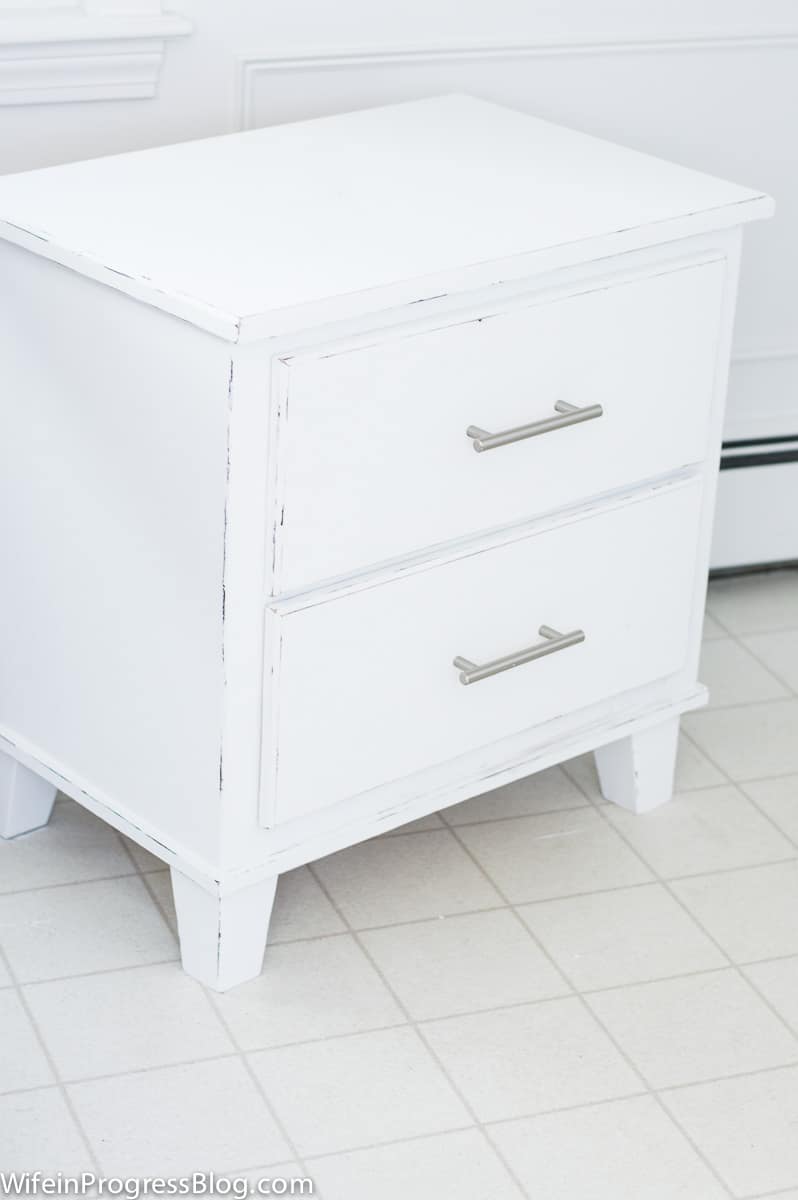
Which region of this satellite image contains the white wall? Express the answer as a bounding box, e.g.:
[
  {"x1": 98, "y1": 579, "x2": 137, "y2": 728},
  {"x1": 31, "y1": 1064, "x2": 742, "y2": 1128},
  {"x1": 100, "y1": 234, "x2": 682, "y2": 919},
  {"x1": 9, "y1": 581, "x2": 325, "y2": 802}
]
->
[{"x1": 2, "y1": 0, "x2": 796, "y2": 557}]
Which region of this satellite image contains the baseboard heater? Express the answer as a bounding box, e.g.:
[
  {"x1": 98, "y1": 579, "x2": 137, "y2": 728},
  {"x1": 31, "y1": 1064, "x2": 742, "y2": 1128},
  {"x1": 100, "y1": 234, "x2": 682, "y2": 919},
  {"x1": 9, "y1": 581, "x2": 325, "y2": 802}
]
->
[
  {"x1": 711, "y1": 435, "x2": 798, "y2": 570},
  {"x1": 720, "y1": 434, "x2": 798, "y2": 471}
]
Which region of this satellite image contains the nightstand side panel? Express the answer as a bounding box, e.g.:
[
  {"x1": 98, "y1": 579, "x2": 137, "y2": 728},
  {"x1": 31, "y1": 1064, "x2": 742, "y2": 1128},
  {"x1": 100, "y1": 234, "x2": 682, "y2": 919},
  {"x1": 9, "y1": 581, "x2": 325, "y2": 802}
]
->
[{"x1": 0, "y1": 241, "x2": 230, "y2": 864}]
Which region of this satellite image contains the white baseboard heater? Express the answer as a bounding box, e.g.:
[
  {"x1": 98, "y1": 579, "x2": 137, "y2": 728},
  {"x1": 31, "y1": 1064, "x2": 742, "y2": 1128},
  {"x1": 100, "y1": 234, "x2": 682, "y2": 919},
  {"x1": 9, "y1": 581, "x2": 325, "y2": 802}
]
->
[{"x1": 711, "y1": 435, "x2": 798, "y2": 570}]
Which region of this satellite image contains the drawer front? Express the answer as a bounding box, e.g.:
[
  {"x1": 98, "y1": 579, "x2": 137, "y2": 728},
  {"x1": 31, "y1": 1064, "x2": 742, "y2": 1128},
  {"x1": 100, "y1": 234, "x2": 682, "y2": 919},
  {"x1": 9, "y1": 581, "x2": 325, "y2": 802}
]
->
[
  {"x1": 274, "y1": 258, "x2": 724, "y2": 592},
  {"x1": 261, "y1": 480, "x2": 702, "y2": 827}
]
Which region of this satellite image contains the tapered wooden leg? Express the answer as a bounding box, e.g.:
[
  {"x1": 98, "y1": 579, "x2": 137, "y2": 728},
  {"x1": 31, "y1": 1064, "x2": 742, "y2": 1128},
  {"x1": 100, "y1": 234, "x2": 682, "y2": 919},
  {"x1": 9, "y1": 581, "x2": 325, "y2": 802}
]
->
[
  {"x1": 594, "y1": 717, "x2": 680, "y2": 814},
  {"x1": 0, "y1": 752, "x2": 57, "y2": 839},
  {"x1": 171, "y1": 868, "x2": 278, "y2": 991}
]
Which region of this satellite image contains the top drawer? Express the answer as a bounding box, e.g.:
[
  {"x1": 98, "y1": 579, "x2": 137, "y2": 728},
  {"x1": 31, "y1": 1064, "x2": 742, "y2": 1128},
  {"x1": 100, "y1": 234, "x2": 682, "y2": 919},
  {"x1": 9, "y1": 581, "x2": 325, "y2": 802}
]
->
[{"x1": 272, "y1": 257, "x2": 725, "y2": 592}]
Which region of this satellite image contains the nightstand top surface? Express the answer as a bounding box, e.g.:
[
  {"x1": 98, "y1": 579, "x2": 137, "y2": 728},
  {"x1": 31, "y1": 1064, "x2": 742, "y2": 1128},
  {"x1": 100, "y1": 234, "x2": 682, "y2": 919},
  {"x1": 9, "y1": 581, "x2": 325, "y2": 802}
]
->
[{"x1": 0, "y1": 94, "x2": 770, "y2": 341}]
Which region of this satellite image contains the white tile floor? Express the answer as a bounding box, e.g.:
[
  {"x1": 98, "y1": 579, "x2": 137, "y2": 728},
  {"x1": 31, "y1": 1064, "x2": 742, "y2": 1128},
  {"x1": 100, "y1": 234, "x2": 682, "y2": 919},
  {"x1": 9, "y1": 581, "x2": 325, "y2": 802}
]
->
[{"x1": 2, "y1": 568, "x2": 798, "y2": 1198}]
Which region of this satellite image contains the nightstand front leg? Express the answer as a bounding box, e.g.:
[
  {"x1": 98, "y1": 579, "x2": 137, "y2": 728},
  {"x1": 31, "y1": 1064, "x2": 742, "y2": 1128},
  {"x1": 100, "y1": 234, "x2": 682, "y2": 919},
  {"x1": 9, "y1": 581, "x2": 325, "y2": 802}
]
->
[
  {"x1": 594, "y1": 717, "x2": 680, "y2": 814},
  {"x1": 0, "y1": 752, "x2": 57, "y2": 839},
  {"x1": 171, "y1": 868, "x2": 278, "y2": 991}
]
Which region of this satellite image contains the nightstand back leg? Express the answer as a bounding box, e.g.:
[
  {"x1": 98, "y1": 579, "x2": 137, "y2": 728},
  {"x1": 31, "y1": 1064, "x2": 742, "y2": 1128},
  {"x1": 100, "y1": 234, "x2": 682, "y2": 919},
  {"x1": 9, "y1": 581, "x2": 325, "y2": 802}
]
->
[
  {"x1": 170, "y1": 868, "x2": 278, "y2": 991},
  {"x1": 594, "y1": 717, "x2": 680, "y2": 814},
  {"x1": 0, "y1": 751, "x2": 57, "y2": 839}
]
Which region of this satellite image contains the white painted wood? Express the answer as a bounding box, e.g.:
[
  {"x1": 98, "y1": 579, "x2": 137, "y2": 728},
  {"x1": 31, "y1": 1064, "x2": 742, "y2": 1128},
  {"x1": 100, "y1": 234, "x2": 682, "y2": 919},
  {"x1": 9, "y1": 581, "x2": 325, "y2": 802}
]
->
[
  {"x1": 675, "y1": 230, "x2": 743, "y2": 691},
  {"x1": 241, "y1": 690, "x2": 709, "y2": 885},
  {"x1": 0, "y1": 100, "x2": 770, "y2": 986},
  {"x1": 0, "y1": 5, "x2": 191, "y2": 106},
  {"x1": 0, "y1": 238, "x2": 229, "y2": 867},
  {"x1": 263, "y1": 481, "x2": 702, "y2": 827},
  {"x1": 0, "y1": 748, "x2": 56, "y2": 838},
  {"x1": 171, "y1": 868, "x2": 278, "y2": 991},
  {"x1": 594, "y1": 717, "x2": 681, "y2": 814},
  {"x1": 276, "y1": 258, "x2": 725, "y2": 589},
  {"x1": 0, "y1": 96, "x2": 769, "y2": 341}
]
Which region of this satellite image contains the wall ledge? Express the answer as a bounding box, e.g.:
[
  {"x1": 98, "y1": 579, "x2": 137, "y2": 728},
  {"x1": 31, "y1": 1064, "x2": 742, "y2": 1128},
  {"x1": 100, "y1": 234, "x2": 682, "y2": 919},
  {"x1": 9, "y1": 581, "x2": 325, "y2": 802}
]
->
[{"x1": 0, "y1": 9, "x2": 191, "y2": 106}]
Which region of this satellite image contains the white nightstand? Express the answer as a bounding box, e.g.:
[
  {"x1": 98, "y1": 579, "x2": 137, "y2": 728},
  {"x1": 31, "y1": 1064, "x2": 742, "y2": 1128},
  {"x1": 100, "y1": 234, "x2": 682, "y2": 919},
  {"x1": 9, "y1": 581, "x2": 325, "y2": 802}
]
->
[{"x1": 0, "y1": 96, "x2": 771, "y2": 989}]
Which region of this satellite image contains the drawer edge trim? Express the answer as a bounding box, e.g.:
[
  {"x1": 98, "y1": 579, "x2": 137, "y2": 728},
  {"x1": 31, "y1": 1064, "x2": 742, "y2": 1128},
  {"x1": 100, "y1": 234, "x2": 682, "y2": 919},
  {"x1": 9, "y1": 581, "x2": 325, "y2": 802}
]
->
[
  {"x1": 268, "y1": 468, "x2": 702, "y2": 612},
  {"x1": 255, "y1": 684, "x2": 707, "y2": 874}
]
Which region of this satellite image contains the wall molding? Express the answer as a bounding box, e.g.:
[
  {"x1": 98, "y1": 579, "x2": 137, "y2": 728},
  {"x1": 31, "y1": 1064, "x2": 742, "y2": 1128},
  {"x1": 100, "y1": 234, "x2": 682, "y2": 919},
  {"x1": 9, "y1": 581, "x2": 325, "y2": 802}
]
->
[
  {"x1": 0, "y1": 7, "x2": 191, "y2": 106},
  {"x1": 238, "y1": 32, "x2": 798, "y2": 129}
]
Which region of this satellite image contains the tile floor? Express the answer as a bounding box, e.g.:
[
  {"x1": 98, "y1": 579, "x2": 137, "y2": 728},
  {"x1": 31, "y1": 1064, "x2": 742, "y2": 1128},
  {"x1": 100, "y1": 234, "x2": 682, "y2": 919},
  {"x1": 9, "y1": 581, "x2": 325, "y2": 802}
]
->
[{"x1": 2, "y1": 568, "x2": 798, "y2": 1198}]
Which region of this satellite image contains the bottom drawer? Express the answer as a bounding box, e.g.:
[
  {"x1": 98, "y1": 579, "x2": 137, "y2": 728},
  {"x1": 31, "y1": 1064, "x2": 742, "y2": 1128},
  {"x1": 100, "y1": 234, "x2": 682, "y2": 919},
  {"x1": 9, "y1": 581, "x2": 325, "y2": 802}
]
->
[{"x1": 261, "y1": 480, "x2": 702, "y2": 827}]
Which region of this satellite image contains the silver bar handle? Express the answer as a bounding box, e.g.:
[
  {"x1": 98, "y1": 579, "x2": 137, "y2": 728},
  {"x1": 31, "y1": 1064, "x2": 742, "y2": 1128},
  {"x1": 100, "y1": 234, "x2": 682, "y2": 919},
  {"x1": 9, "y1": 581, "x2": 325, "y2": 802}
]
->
[
  {"x1": 454, "y1": 624, "x2": 585, "y2": 686},
  {"x1": 466, "y1": 400, "x2": 603, "y2": 453}
]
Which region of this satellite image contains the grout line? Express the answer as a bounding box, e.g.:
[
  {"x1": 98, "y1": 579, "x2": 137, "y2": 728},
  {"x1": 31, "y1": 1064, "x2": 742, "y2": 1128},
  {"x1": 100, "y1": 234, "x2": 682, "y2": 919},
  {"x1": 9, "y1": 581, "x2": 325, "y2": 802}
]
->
[
  {"x1": 121, "y1": 834, "x2": 316, "y2": 1184},
  {"x1": 745, "y1": 1186, "x2": 798, "y2": 1200},
  {"x1": 740, "y1": 964, "x2": 798, "y2": 1040},
  {"x1": 677, "y1": 731, "x2": 798, "y2": 866},
  {"x1": 736, "y1": 797, "x2": 798, "y2": 857},
  {"x1": 0, "y1": 941, "x2": 101, "y2": 1172},
  {"x1": 6, "y1": 1056, "x2": 798, "y2": 1153},
  {"x1": 652, "y1": 855, "x2": 798, "y2": 884},
  {"x1": 563, "y1": 697, "x2": 798, "y2": 1185},
  {"x1": 662, "y1": 854, "x2": 796, "y2": 883},
  {"x1": 3, "y1": 1050, "x2": 243, "y2": 1093},
  {"x1": 316, "y1": 877, "x2": 670, "y2": 919},
  {"x1": 297, "y1": 1121, "x2": 481, "y2": 1166},
  {"x1": 696, "y1": 598, "x2": 798, "y2": 754},
  {"x1": 10, "y1": 956, "x2": 181, "y2": 989},
  {"x1": 729, "y1": 638, "x2": 798, "y2": 703},
  {"x1": 120, "y1": 831, "x2": 184, "y2": 951},
  {"x1": 738, "y1": 788, "x2": 798, "y2": 854},
  {"x1": 740, "y1": 951, "x2": 798, "y2": 969},
  {"x1": 1, "y1": 958, "x2": 795, "y2": 1097},
  {"x1": 441, "y1": 819, "x2": 738, "y2": 1200},
  {"x1": 296, "y1": 1122, "x2": 485, "y2": 1165},
  {"x1": 695, "y1": 766, "x2": 798, "y2": 788},
  {"x1": 192, "y1": 988, "x2": 317, "y2": 1185},
  {"x1": 0, "y1": 868, "x2": 143, "y2": 898},
  {"x1": 655, "y1": 729, "x2": 798, "y2": 1060},
  {"x1": 701, "y1": 622, "x2": 798, "y2": 853},
  {"x1": 657, "y1": 1059, "x2": 798, "y2": 1097},
  {"x1": 7, "y1": 902, "x2": 790, "y2": 999},
  {"x1": 439, "y1": 803, "x2": 592, "y2": 829},
  {"x1": 706, "y1": 611, "x2": 798, "y2": 703},
  {"x1": 205, "y1": 1017, "x2": 418, "y2": 1057},
  {"x1": 702, "y1": 604, "x2": 734, "y2": 638},
  {"x1": 676, "y1": 744, "x2": 798, "y2": 856},
  {"x1": 305, "y1": 860, "x2": 533, "y2": 1200},
  {"x1": 564, "y1": 753, "x2": 798, "y2": 1147}
]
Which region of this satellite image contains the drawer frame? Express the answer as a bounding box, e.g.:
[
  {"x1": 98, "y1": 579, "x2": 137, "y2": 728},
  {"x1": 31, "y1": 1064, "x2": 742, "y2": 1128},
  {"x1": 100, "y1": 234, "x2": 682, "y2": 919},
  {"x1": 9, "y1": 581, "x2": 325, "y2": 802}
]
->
[
  {"x1": 260, "y1": 474, "x2": 704, "y2": 829},
  {"x1": 266, "y1": 242, "x2": 727, "y2": 599},
  {"x1": 247, "y1": 231, "x2": 742, "y2": 849}
]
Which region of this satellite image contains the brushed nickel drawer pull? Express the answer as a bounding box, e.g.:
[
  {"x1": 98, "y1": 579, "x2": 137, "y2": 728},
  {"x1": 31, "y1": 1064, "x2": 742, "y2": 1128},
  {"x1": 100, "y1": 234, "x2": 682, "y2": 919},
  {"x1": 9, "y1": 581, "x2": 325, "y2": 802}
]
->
[
  {"x1": 454, "y1": 624, "x2": 585, "y2": 686},
  {"x1": 466, "y1": 400, "x2": 603, "y2": 452}
]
